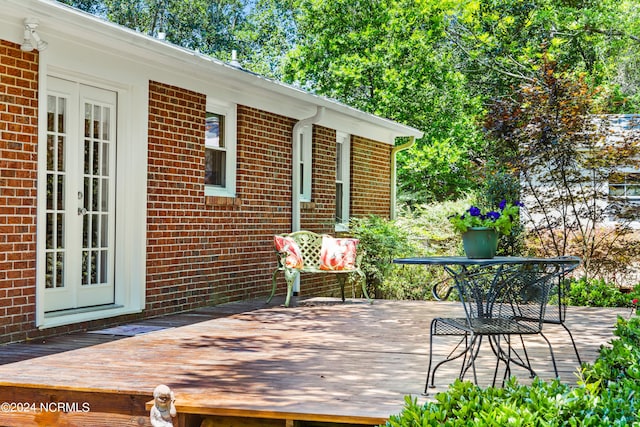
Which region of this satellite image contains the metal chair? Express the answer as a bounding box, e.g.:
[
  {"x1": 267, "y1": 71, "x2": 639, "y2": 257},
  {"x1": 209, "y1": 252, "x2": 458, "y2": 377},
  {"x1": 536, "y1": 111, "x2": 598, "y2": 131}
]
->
[{"x1": 425, "y1": 260, "x2": 574, "y2": 393}]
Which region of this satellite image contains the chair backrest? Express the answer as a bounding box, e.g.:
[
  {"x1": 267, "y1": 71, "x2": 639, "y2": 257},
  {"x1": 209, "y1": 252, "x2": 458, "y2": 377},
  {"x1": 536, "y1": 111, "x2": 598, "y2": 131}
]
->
[
  {"x1": 454, "y1": 262, "x2": 562, "y2": 333},
  {"x1": 542, "y1": 276, "x2": 569, "y2": 324}
]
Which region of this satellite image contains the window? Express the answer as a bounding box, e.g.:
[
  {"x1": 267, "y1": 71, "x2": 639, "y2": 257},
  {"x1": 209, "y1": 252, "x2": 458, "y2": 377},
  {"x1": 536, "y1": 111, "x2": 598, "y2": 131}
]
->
[
  {"x1": 204, "y1": 101, "x2": 236, "y2": 197},
  {"x1": 205, "y1": 113, "x2": 225, "y2": 186},
  {"x1": 299, "y1": 125, "x2": 312, "y2": 202},
  {"x1": 336, "y1": 132, "x2": 350, "y2": 229},
  {"x1": 609, "y1": 172, "x2": 640, "y2": 200}
]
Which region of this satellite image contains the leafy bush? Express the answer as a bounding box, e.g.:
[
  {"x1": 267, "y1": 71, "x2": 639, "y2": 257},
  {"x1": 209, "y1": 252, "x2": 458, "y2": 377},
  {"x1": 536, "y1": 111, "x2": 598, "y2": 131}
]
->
[
  {"x1": 349, "y1": 215, "x2": 417, "y2": 299},
  {"x1": 384, "y1": 316, "x2": 640, "y2": 426},
  {"x1": 565, "y1": 277, "x2": 640, "y2": 308}
]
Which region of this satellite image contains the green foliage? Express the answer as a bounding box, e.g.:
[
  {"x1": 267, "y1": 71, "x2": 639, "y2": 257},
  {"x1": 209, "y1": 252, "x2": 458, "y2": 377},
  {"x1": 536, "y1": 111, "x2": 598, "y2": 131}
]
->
[
  {"x1": 349, "y1": 215, "x2": 416, "y2": 299},
  {"x1": 385, "y1": 316, "x2": 640, "y2": 426},
  {"x1": 448, "y1": 202, "x2": 521, "y2": 235},
  {"x1": 285, "y1": 0, "x2": 486, "y2": 203},
  {"x1": 565, "y1": 277, "x2": 640, "y2": 308}
]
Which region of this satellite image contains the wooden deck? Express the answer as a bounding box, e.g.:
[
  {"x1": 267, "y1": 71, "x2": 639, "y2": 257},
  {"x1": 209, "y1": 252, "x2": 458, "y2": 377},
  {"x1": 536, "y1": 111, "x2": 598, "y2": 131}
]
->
[{"x1": 0, "y1": 298, "x2": 628, "y2": 427}]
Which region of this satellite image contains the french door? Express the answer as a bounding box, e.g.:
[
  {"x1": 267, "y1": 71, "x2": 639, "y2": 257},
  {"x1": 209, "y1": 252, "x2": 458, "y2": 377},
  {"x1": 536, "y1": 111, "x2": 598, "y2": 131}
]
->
[{"x1": 43, "y1": 77, "x2": 117, "y2": 312}]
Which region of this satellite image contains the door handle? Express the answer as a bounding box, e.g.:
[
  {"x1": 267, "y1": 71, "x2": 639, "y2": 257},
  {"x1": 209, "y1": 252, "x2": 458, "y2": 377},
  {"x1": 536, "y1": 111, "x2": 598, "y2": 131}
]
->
[{"x1": 78, "y1": 207, "x2": 88, "y2": 216}]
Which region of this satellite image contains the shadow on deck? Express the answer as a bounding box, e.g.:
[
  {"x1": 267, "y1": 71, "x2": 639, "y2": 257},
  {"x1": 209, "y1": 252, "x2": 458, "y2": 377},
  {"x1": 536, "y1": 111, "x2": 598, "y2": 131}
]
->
[{"x1": 0, "y1": 298, "x2": 627, "y2": 427}]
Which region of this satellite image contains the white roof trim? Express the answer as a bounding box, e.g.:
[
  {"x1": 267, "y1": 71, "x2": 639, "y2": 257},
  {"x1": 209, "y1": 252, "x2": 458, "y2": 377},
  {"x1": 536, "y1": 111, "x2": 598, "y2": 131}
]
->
[{"x1": 2, "y1": 0, "x2": 424, "y2": 144}]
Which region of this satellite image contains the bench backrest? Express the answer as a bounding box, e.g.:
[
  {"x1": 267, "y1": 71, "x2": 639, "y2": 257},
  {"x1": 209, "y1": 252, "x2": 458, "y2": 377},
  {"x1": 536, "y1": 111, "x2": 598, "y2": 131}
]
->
[{"x1": 274, "y1": 231, "x2": 360, "y2": 272}]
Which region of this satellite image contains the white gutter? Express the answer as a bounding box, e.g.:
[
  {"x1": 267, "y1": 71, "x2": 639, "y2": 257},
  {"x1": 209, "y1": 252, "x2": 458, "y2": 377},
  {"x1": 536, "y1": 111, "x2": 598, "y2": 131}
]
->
[
  {"x1": 390, "y1": 136, "x2": 415, "y2": 219},
  {"x1": 292, "y1": 107, "x2": 325, "y2": 232}
]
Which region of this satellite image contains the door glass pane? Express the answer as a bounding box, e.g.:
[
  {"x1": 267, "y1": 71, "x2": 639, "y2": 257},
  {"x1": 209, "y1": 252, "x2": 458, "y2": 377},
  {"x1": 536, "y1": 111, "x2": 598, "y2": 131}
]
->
[
  {"x1": 101, "y1": 179, "x2": 109, "y2": 211},
  {"x1": 46, "y1": 174, "x2": 54, "y2": 210},
  {"x1": 92, "y1": 178, "x2": 99, "y2": 211},
  {"x1": 102, "y1": 107, "x2": 110, "y2": 140},
  {"x1": 100, "y1": 250, "x2": 108, "y2": 283},
  {"x1": 57, "y1": 136, "x2": 65, "y2": 171},
  {"x1": 84, "y1": 103, "x2": 91, "y2": 138},
  {"x1": 83, "y1": 213, "x2": 89, "y2": 248},
  {"x1": 45, "y1": 252, "x2": 54, "y2": 288},
  {"x1": 82, "y1": 250, "x2": 89, "y2": 285},
  {"x1": 58, "y1": 98, "x2": 66, "y2": 133},
  {"x1": 102, "y1": 144, "x2": 109, "y2": 175},
  {"x1": 93, "y1": 141, "x2": 100, "y2": 175},
  {"x1": 57, "y1": 175, "x2": 64, "y2": 210},
  {"x1": 92, "y1": 213, "x2": 99, "y2": 248},
  {"x1": 84, "y1": 177, "x2": 90, "y2": 210},
  {"x1": 55, "y1": 253, "x2": 64, "y2": 288},
  {"x1": 90, "y1": 251, "x2": 97, "y2": 284},
  {"x1": 57, "y1": 213, "x2": 64, "y2": 248},
  {"x1": 47, "y1": 135, "x2": 55, "y2": 170},
  {"x1": 93, "y1": 105, "x2": 100, "y2": 139},
  {"x1": 47, "y1": 95, "x2": 55, "y2": 132},
  {"x1": 101, "y1": 214, "x2": 108, "y2": 247},
  {"x1": 84, "y1": 139, "x2": 91, "y2": 174},
  {"x1": 46, "y1": 213, "x2": 54, "y2": 248}
]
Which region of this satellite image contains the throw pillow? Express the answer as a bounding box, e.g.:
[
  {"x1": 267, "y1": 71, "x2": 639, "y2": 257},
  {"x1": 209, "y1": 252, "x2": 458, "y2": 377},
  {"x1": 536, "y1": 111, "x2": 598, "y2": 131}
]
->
[
  {"x1": 319, "y1": 236, "x2": 359, "y2": 271},
  {"x1": 274, "y1": 235, "x2": 304, "y2": 269}
]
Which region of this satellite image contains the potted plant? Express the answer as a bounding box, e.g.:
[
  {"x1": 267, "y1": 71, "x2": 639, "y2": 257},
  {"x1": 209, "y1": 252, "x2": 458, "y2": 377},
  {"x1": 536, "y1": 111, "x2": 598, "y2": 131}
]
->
[{"x1": 449, "y1": 200, "x2": 522, "y2": 258}]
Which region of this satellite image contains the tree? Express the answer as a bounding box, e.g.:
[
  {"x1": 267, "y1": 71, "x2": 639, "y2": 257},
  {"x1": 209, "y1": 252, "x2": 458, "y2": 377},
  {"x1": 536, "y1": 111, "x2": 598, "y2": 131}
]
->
[
  {"x1": 284, "y1": 0, "x2": 486, "y2": 202},
  {"x1": 485, "y1": 59, "x2": 640, "y2": 282},
  {"x1": 447, "y1": 0, "x2": 640, "y2": 111}
]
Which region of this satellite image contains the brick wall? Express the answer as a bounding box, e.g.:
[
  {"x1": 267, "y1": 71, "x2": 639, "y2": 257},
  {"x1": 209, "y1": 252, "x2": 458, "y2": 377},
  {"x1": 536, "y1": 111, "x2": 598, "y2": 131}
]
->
[
  {"x1": 146, "y1": 82, "x2": 342, "y2": 315},
  {"x1": 0, "y1": 41, "x2": 38, "y2": 343},
  {"x1": 351, "y1": 135, "x2": 392, "y2": 218}
]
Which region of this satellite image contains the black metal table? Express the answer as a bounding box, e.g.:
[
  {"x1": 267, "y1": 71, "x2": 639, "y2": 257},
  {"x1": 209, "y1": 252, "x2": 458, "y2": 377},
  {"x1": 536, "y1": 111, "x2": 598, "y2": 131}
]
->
[{"x1": 393, "y1": 256, "x2": 581, "y2": 391}]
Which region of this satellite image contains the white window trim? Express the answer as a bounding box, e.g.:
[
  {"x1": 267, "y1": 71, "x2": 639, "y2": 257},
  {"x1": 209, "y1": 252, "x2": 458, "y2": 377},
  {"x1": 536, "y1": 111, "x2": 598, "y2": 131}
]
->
[
  {"x1": 300, "y1": 125, "x2": 313, "y2": 202},
  {"x1": 336, "y1": 132, "x2": 351, "y2": 231},
  {"x1": 205, "y1": 100, "x2": 237, "y2": 198}
]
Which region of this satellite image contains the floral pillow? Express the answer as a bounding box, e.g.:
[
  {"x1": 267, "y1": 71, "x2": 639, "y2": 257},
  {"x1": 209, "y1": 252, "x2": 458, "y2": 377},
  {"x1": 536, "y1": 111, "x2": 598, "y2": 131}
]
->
[
  {"x1": 274, "y1": 235, "x2": 304, "y2": 269},
  {"x1": 319, "y1": 236, "x2": 359, "y2": 271}
]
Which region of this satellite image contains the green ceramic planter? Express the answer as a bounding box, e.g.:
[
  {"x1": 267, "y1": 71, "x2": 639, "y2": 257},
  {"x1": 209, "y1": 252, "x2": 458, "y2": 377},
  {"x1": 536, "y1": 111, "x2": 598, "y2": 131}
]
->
[{"x1": 462, "y1": 227, "x2": 499, "y2": 259}]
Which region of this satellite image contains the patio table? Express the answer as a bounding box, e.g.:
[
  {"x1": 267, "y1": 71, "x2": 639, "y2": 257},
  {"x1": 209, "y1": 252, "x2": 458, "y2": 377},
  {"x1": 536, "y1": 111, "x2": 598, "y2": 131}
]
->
[{"x1": 393, "y1": 256, "x2": 581, "y2": 391}]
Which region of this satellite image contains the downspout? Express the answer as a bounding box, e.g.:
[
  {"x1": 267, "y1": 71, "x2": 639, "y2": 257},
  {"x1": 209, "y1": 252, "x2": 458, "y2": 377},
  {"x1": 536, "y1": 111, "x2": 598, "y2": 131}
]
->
[
  {"x1": 290, "y1": 107, "x2": 324, "y2": 295},
  {"x1": 291, "y1": 106, "x2": 325, "y2": 232},
  {"x1": 390, "y1": 136, "x2": 415, "y2": 219}
]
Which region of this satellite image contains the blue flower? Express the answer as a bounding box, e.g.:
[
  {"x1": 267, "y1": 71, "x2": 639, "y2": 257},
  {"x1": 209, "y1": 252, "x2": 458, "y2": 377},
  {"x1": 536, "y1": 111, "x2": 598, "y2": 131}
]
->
[
  {"x1": 499, "y1": 199, "x2": 507, "y2": 210},
  {"x1": 468, "y1": 206, "x2": 481, "y2": 216},
  {"x1": 486, "y1": 211, "x2": 501, "y2": 221}
]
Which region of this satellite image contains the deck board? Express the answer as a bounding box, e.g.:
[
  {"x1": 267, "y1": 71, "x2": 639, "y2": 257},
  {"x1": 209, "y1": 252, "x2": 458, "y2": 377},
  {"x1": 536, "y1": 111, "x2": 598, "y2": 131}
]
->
[{"x1": 0, "y1": 298, "x2": 628, "y2": 426}]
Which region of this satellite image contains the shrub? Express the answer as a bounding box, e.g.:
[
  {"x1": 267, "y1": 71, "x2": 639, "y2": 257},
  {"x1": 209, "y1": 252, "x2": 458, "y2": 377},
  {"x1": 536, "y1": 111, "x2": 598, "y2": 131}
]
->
[
  {"x1": 349, "y1": 215, "x2": 417, "y2": 299},
  {"x1": 565, "y1": 277, "x2": 640, "y2": 308},
  {"x1": 384, "y1": 316, "x2": 640, "y2": 426}
]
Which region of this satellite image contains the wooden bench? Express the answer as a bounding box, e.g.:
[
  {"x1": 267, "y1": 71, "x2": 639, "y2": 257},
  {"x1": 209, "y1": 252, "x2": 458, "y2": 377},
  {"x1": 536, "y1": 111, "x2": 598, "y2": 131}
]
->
[{"x1": 267, "y1": 231, "x2": 371, "y2": 307}]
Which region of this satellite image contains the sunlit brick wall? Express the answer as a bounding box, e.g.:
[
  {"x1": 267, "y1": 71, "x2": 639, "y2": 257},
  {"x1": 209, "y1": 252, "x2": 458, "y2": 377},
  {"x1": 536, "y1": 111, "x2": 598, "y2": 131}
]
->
[
  {"x1": 351, "y1": 135, "x2": 392, "y2": 218},
  {"x1": 0, "y1": 40, "x2": 38, "y2": 343},
  {"x1": 146, "y1": 81, "x2": 343, "y2": 313}
]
